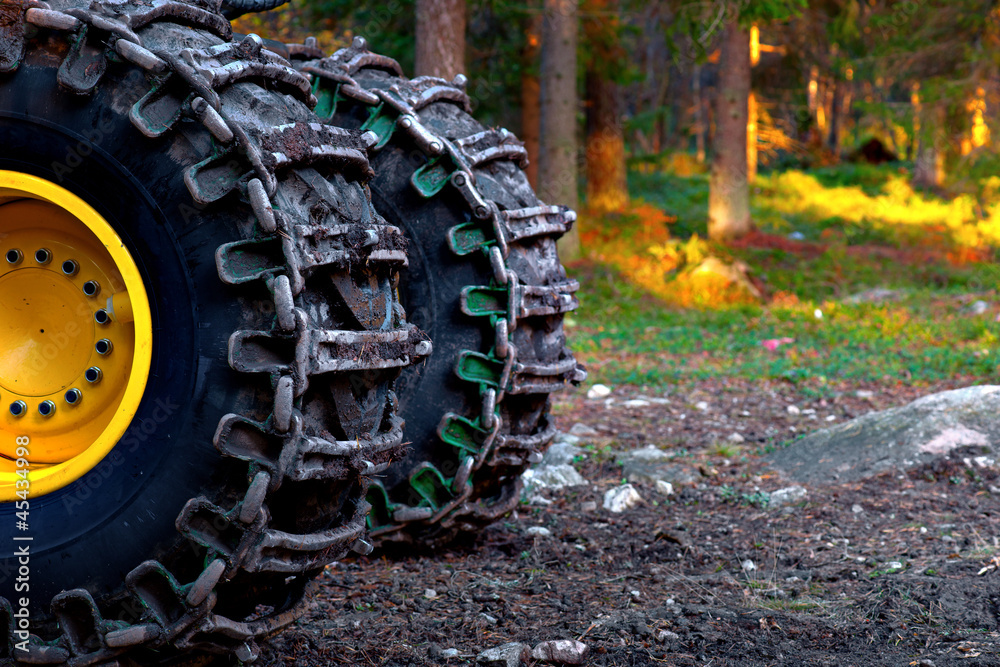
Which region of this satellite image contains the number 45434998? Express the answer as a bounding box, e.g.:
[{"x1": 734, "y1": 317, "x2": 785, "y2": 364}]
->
[{"x1": 14, "y1": 436, "x2": 29, "y2": 500}]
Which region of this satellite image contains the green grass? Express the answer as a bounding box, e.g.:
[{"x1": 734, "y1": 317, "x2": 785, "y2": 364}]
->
[{"x1": 570, "y1": 161, "x2": 1000, "y2": 389}]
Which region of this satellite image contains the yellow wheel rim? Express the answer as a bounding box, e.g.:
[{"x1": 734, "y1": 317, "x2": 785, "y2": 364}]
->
[{"x1": 0, "y1": 171, "x2": 152, "y2": 500}]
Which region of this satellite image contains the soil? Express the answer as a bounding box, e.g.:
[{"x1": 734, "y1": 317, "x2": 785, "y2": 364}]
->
[{"x1": 257, "y1": 378, "x2": 1000, "y2": 666}]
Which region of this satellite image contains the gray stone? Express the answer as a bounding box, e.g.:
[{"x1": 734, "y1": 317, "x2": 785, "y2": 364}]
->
[
  {"x1": 656, "y1": 630, "x2": 680, "y2": 643},
  {"x1": 424, "y1": 589, "x2": 438, "y2": 600},
  {"x1": 522, "y1": 464, "x2": 586, "y2": 492},
  {"x1": 531, "y1": 639, "x2": 589, "y2": 664},
  {"x1": 844, "y1": 288, "x2": 904, "y2": 304},
  {"x1": 587, "y1": 384, "x2": 612, "y2": 399},
  {"x1": 441, "y1": 648, "x2": 460, "y2": 659},
  {"x1": 603, "y1": 484, "x2": 643, "y2": 512},
  {"x1": 655, "y1": 480, "x2": 674, "y2": 496},
  {"x1": 543, "y1": 441, "x2": 585, "y2": 466},
  {"x1": 768, "y1": 386, "x2": 1000, "y2": 484},
  {"x1": 525, "y1": 526, "x2": 552, "y2": 538},
  {"x1": 769, "y1": 485, "x2": 807, "y2": 507},
  {"x1": 477, "y1": 642, "x2": 529, "y2": 667},
  {"x1": 623, "y1": 399, "x2": 651, "y2": 408},
  {"x1": 619, "y1": 445, "x2": 669, "y2": 462},
  {"x1": 569, "y1": 422, "x2": 599, "y2": 437},
  {"x1": 970, "y1": 300, "x2": 990, "y2": 314},
  {"x1": 580, "y1": 501, "x2": 597, "y2": 512},
  {"x1": 479, "y1": 613, "x2": 498, "y2": 626}
]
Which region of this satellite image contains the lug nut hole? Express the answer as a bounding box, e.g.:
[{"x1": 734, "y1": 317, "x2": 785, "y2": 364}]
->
[
  {"x1": 85, "y1": 367, "x2": 102, "y2": 384},
  {"x1": 83, "y1": 280, "x2": 100, "y2": 297},
  {"x1": 95, "y1": 339, "x2": 113, "y2": 355},
  {"x1": 62, "y1": 259, "x2": 79, "y2": 276},
  {"x1": 94, "y1": 309, "x2": 111, "y2": 325},
  {"x1": 9, "y1": 401, "x2": 26, "y2": 417},
  {"x1": 38, "y1": 400, "x2": 55, "y2": 417},
  {"x1": 35, "y1": 248, "x2": 51, "y2": 265},
  {"x1": 5, "y1": 249, "x2": 22, "y2": 265},
  {"x1": 65, "y1": 389, "x2": 82, "y2": 405}
]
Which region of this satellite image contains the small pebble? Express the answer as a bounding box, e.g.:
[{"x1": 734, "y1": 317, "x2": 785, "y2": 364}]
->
[
  {"x1": 479, "y1": 613, "x2": 498, "y2": 626},
  {"x1": 424, "y1": 589, "x2": 438, "y2": 600},
  {"x1": 655, "y1": 480, "x2": 674, "y2": 496},
  {"x1": 603, "y1": 484, "x2": 643, "y2": 513},
  {"x1": 656, "y1": 630, "x2": 680, "y2": 643},
  {"x1": 727, "y1": 432, "x2": 745, "y2": 443},
  {"x1": 531, "y1": 639, "x2": 589, "y2": 665},
  {"x1": 441, "y1": 648, "x2": 460, "y2": 659},
  {"x1": 786, "y1": 405, "x2": 801, "y2": 415},
  {"x1": 580, "y1": 501, "x2": 597, "y2": 512},
  {"x1": 851, "y1": 504, "x2": 863, "y2": 514},
  {"x1": 742, "y1": 559, "x2": 756, "y2": 573},
  {"x1": 525, "y1": 526, "x2": 552, "y2": 538},
  {"x1": 695, "y1": 401, "x2": 709, "y2": 411}
]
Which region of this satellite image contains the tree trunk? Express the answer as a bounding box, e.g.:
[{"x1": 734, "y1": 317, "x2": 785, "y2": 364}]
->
[
  {"x1": 585, "y1": 73, "x2": 628, "y2": 211},
  {"x1": 539, "y1": 0, "x2": 580, "y2": 259},
  {"x1": 747, "y1": 91, "x2": 757, "y2": 182},
  {"x1": 521, "y1": 12, "x2": 542, "y2": 189},
  {"x1": 583, "y1": 0, "x2": 626, "y2": 212},
  {"x1": 415, "y1": 0, "x2": 466, "y2": 80},
  {"x1": 693, "y1": 64, "x2": 706, "y2": 163},
  {"x1": 708, "y1": 20, "x2": 753, "y2": 242}
]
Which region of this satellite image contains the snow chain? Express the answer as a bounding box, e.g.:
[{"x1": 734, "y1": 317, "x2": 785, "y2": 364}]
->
[
  {"x1": 293, "y1": 37, "x2": 586, "y2": 544},
  {"x1": 0, "y1": 1, "x2": 428, "y2": 663}
]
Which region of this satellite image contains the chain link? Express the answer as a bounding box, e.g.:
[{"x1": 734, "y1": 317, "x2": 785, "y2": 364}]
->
[
  {"x1": 0, "y1": 4, "x2": 427, "y2": 663},
  {"x1": 294, "y1": 37, "x2": 586, "y2": 544}
]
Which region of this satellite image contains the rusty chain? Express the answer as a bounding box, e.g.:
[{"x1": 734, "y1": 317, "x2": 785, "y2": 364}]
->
[{"x1": 0, "y1": 1, "x2": 427, "y2": 663}]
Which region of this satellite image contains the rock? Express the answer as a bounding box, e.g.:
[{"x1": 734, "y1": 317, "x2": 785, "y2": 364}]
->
[
  {"x1": 844, "y1": 288, "x2": 903, "y2": 304},
  {"x1": 623, "y1": 399, "x2": 651, "y2": 408},
  {"x1": 477, "y1": 642, "x2": 529, "y2": 667},
  {"x1": 655, "y1": 480, "x2": 674, "y2": 496},
  {"x1": 531, "y1": 640, "x2": 589, "y2": 665},
  {"x1": 525, "y1": 526, "x2": 552, "y2": 538},
  {"x1": 768, "y1": 485, "x2": 807, "y2": 507},
  {"x1": 424, "y1": 589, "x2": 438, "y2": 600},
  {"x1": 656, "y1": 630, "x2": 680, "y2": 643},
  {"x1": 788, "y1": 231, "x2": 805, "y2": 240},
  {"x1": 768, "y1": 386, "x2": 1000, "y2": 484},
  {"x1": 522, "y1": 464, "x2": 586, "y2": 492},
  {"x1": 887, "y1": 561, "x2": 903, "y2": 570},
  {"x1": 543, "y1": 441, "x2": 584, "y2": 466},
  {"x1": 587, "y1": 384, "x2": 612, "y2": 399},
  {"x1": 728, "y1": 432, "x2": 745, "y2": 443},
  {"x1": 441, "y1": 648, "x2": 460, "y2": 659},
  {"x1": 580, "y1": 501, "x2": 597, "y2": 512},
  {"x1": 851, "y1": 504, "x2": 863, "y2": 514},
  {"x1": 553, "y1": 432, "x2": 581, "y2": 446},
  {"x1": 786, "y1": 405, "x2": 801, "y2": 415},
  {"x1": 603, "y1": 484, "x2": 643, "y2": 512},
  {"x1": 970, "y1": 300, "x2": 989, "y2": 314},
  {"x1": 619, "y1": 445, "x2": 669, "y2": 462},
  {"x1": 695, "y1": 401, "x2": 710, "y2": 411},
  {"x1": 569, "y1": 423, "x2": 599, "y2": 437},
  {"x1": 854, "y1": 390, "x2": 875, "y2": 399},
  {"x1": 741, "y1": 559, "x2": 756, "y2": 573},
  {"x1": 479, "y1": 613, "x2": 498, "y2": 626}
]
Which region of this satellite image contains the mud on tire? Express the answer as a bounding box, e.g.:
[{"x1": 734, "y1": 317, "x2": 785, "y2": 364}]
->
[
  {"x1": 0, "y1": 3, "x2": 426, "y2": 664},
  {"x1": 290, "y1": 37, "x2": 585, "y2": 548}
]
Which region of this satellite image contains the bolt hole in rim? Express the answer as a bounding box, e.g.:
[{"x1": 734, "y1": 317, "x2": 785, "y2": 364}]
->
[{"x1": 0, "y1": 171, "x2": 152, "y2": 500}]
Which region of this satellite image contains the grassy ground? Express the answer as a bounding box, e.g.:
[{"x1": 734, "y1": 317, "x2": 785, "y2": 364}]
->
[{"x1": 569, "y1": 161, "x2": 1000, "y2": 393}]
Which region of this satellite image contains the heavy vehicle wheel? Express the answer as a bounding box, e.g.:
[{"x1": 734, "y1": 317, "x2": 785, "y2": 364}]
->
[
  {"x1": 289, "y1": 38, "x2": 586, "y2": 547},
  {"x1": 0, "y1": 4, "x2": 425, "y2": 663}
]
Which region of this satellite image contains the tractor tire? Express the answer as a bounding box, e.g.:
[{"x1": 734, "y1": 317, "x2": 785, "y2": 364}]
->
[
  {"x1": 289, "y1": 38, "x2": 585, "y2": 548},
  {"x1": 0, "y1": 4, "x2": 425, "y2": 664}
]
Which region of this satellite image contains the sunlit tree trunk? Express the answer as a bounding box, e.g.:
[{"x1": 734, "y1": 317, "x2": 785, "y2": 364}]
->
[
  {"x1": 747, "y1": 91, "x2": 758, "y2": 182},
  {"x1": 693, "y1": 64, "x2": 706, "y2": 163},
  {"x1": 583, "y1": 0, "x2": 627, "y2": 212},
  {"x1": 585, "y1": 72, "x2": 628, "y2": 211},
  {"x1": 522, "y1": 12, "x2": 542, "y2": 189},
  {"x1": 539, "y1": 0, "x2": 580, "y2": 259},
  {"x1": 415, "y1": 0, "x2": 466, "y2": 80},
  {"x1": 708, "y1": 20, "x2": 753, "y2": 242}
]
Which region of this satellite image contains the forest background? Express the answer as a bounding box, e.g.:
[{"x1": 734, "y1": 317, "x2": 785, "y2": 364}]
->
[{"x1": 236, "y1": 0, "x2": 1000, "y2": 397}]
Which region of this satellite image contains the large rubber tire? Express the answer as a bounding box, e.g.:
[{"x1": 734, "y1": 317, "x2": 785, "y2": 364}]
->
[
  {"x1": 0, "y1": 7, "x2": 422, "y2": 664},
  {"x1": 290, "y1": 38, "x2": 585, "y2": 547}
]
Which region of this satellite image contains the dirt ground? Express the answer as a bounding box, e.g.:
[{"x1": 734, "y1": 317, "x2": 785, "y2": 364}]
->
[{"x1": 258, "y1": 378, "x2": 1000, "y2": 666}]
